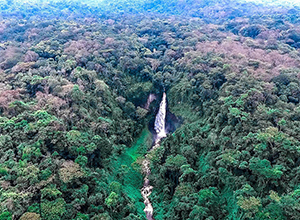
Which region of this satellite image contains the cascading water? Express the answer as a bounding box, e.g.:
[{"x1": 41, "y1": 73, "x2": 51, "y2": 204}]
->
[
  {"x1": 141, "y1": 92, "x2": 167, "y2": 220},
  {"x1": 154, "y1": 92, "x2": 167, "y2": 142}
]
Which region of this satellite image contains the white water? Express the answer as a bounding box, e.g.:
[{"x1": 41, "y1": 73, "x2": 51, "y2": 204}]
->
[
  {"x1": 154, "y1": 92, "x2": 167, "y2": 142},
  {"x1": 141, "y1": 92, "x2": 167, "y2": 220}
]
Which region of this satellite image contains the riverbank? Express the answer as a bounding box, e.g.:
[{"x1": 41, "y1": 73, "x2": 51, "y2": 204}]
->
[{"x1": 108, "y1": 128, "x2": 153, "y2": 219}]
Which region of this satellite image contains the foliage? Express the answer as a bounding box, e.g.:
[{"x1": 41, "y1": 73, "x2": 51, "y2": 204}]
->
[{"x1": 0, "y1": 0, "x2": 300, "y2": 219}]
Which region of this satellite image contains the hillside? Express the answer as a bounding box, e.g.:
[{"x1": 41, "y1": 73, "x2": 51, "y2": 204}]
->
[{"x1": 1, "y1": 0, "x2": 300, "y2": 219}]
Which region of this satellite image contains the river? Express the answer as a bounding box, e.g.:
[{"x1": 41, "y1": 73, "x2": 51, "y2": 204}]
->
[{"x1": 141, "y1": 92, "x2": 167, "y2": 220}]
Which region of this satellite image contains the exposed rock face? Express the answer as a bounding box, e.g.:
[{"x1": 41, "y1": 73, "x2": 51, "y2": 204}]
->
[{"x1": 145, "y1": 93, "x2": 156, "y2": 110}]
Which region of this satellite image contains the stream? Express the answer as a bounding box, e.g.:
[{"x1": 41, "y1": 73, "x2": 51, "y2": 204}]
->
[{"x1": 141, "y1": 92, "x2": 167, "y2": 220}]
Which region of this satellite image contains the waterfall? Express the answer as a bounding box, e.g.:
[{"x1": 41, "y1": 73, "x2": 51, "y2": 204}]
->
[
  {"x1": 154, "y1": 92, "x2": 167, "y2": 142},
  {"x1": 141, "y1": 92, "x2": 168, "y2": 220}
]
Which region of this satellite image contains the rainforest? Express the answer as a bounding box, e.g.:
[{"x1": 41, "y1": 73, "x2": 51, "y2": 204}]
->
[{"x1": 1, "y1": 0, "x2": 300, "y2": 219}]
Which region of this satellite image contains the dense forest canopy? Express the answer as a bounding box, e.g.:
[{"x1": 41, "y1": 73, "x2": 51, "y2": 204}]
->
[{"x1": 1, "y1": 0, "x2": 300, "y2": 219}]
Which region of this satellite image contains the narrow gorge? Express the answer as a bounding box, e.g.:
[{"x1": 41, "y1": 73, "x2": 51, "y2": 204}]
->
[{"x1": 141, "y1": 92, "x2": 167, "y2": 220}]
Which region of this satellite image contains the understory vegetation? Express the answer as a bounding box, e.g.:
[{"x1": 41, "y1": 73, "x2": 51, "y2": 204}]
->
[{"x1": 1, "y1": 0, "x2": 300, "y2": 219}]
